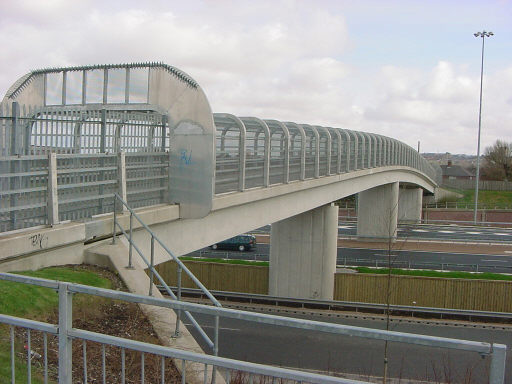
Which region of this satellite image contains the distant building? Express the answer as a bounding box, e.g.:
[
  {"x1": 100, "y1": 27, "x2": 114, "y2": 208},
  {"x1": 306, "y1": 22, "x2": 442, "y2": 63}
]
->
[{"x1": 440, "y1": 160, "x2": 475, "y2": 181}]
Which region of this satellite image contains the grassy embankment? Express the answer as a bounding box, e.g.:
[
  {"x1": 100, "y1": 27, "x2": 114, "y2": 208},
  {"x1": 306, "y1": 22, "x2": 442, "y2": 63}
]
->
[
  {"x1": 179, "y1": 256, "x2": 512, "y2": 281},
  {"x1": 0, "y1": 267, "x2": 112, "y2": 383},
  {"x1": 444, "y1": 188, "x2": 512, "y2": 208}
]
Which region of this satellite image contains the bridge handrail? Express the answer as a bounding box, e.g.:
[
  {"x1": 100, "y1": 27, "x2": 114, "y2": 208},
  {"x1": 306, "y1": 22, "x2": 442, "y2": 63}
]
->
[{"x1": 112, "y1": 193, "x2": 221, "y2": 355}]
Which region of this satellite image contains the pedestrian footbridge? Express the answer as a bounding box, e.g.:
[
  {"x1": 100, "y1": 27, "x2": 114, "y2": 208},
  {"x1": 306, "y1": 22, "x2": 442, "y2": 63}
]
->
[{"x1": 0, "y1": 63, "x2": 439, "y2": 299}]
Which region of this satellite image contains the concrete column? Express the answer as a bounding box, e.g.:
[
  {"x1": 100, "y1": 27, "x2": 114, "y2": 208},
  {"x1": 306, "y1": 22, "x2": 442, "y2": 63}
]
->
[
  {"x1": 398, "y1": 187, "x2": 423, "y2": 223},
  {"x1": 357, "y1": 182, "x2": 398, "y2": 240},
  {"x1": 269, "y1": 204, "x2": 338, "y2": 300}
]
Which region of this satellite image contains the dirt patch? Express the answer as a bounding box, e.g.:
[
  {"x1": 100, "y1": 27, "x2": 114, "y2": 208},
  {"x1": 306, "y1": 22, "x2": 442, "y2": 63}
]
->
[{"x1": 15, "y1": 264, "x2": 181, "y2": 383}]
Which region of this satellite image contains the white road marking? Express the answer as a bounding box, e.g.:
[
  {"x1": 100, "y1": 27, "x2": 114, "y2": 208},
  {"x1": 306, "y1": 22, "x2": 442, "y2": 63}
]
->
[
  {"x1": 466, "y1": 231, "x2": 482, "y2": 235},
  {"x1": 493, "y1": 233, "x2": 511, "y2": 236},
  {"x1": 412, "y1": 229, "x2": 428, "y2": 232},
  {"x1": 338, "y1": 226, "x2": 354, "y2": 229},
  {"x1": 438, "y1": 230, "x2": 455, "y2": 234}
]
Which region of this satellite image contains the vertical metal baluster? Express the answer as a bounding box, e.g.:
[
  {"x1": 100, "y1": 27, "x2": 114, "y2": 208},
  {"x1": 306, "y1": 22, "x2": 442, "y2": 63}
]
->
[
  {"x1": 102, "y1": 344, "x2": 106, "y2": 384},
  {"x1": 212, "y1": 315, "x2": 219, "y2": 384},
  {"x1": 175, "y1": 265, "x2": 182, "y2": 336},
  {"x1": 141, "y1": 352, "x2": 145, "y2": 383},
  {"x1": 27, "y1": 329, "x2": 31, "y2": 383},
  {"x1": 149, "y1": 236, "x2": 154, "y2": 296},
  {"x1": 112, "y1": 197, "x2": 117, "y2": 244},
  {"x1": 83, "y1": 340, "x2": 87, "y2": 383},
  {"x1": 10, "y1": 326, "x2": 15, "y2": 384},
  {"x1": 181, "y1": 360, "x2": 186, "y2": 384},
  {"x1": 226, "y1": 369, "x2": 230, "y2": 384},
  {"x1": 44, "y1": 333, "x2": 48, "y2": 384},
  {"x1": 161, "y1": 356, "x2": 165, "y2": 384},
  {"x1": 128, "y1": 212, "x2": 133, "y2": 268},
  {"x1": 121, "y1": 348, "x2": 126, "y2": 384},
  {"x1": 249, "y1": 373, "x2": 254, "y2": 384},
  {"x1": 203, "y1": 364, "x2": 208, "y2": 384}
]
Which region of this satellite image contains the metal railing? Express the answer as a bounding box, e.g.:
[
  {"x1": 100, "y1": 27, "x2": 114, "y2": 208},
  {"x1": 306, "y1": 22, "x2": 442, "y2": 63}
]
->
[
  {"x1": 186, "y1": 251, "x2": 512, "y2": 273},
  {"x1": 112, "y1": 193, "x2": 221, "y2": 356},
  {"x1": 213, "y1": 114, "x2": 440, "y2": 194},
  {"x1": 0, "y1": 272, "x2": 507, "y2": 384},
  {"x1": 338, "y1": 257, "x2": 512, "y2": 273},
  {"x1": 160, "y1": 286, "x2": 512, "y2": 322}
]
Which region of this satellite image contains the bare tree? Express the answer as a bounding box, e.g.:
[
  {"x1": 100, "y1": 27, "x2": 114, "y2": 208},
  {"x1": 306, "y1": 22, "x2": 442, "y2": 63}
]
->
[{"x1": 482, "y1": 140, "x2": 512, "y2": 181}]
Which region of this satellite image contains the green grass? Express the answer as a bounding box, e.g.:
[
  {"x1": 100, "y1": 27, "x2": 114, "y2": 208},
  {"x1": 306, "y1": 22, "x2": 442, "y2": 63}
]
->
[
  {"x1": 180, "y1": 255, "x2": 269, "y2": 266},
  {"x1": 458, "y1": 189, "x2": 512, "y2": 207},
  {"x1": 354, "y1": 267, "x2": 512, "y2": 281},
  {"x1": 181, "y1": 256, "x2": 512, "y2": 281},
  {"x1": 0, "y1": 266, "x2": 113, "y2": 383}
]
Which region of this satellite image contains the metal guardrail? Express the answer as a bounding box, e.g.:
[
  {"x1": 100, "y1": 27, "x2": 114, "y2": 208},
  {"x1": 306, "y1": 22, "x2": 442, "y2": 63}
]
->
[
  {"x1": 112, "y1": 193, "x2": 221, "y2": 355},
  {"x1": 188, "y1": 251, "x2": 512, "y2": 273},
  {"x1": 0, "y1": 272, "x2": 507, "y2": 384},
  {"x1": 339, "y1": 257, "x2": 512, "y2": 273},
  {"x1": 160, "y1": 286, "x2": 512, "y2": 322}
]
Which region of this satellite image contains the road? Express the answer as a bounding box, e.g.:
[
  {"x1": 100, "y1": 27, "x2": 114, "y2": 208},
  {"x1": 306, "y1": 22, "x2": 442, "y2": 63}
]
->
[
  {"x1": 192, "y1": 243, "x2": 512, "y2": 273},
  {"x1": 185, "y1": 305, "x2": 512, "y2": 383},
  {"x1": 253, "y1": 222, "x2": 512, "y2": 243}
]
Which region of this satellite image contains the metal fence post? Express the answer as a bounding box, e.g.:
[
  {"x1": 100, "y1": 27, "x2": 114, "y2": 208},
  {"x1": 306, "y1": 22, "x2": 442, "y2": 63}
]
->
[
  {"x1": 127, "y1": 212, "x2": 134, "y2": 268},
  {"x1": 174, "y1": 265, "x2": 182, "y2": 337},
  {"x1": 149, "y1": 235, "x2": 155, "y2": 296},
  {"x1": 112, "y1": 197, "x2": 117, "y2": 244},
  {"x1": 47, "y1": 152, "x2": 60, "y2": 226},
  {"x1": 118, "y1": 151, "x2": 127, "y2": 211},
  {"x1": 58, "y1": 283, "x2": 73, "y2": 384},
  {"x1": 212, "y1": 315, "x2": 220, "y2": 384},
  {"x1": 489, "y1": 343, "x2": 506, "y2": 384},
  {"x1": 9, "y1": 102, "x2": 21, "y2": 229}
]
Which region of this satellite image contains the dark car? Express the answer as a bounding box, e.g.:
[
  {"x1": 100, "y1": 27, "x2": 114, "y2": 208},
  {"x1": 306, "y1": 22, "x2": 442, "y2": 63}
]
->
[{"x1": 210, "y1": 235, "x2": 256, "y2": 252}]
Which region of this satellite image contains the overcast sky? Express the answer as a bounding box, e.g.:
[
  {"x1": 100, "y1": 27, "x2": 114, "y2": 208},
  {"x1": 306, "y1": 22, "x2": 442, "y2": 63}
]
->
[{"x1": 1, "y1": 0, "x2": 511, "y2": 154}]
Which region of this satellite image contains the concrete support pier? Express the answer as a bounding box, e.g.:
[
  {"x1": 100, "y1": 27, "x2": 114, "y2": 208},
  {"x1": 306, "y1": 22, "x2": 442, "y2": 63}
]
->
[
  {"x1": 269, "y1": 203, "x2": 338, "y2": 300},
  {"x1": 357, "y1": 182, "x2": 399, "y2": 240},
  {"x1": 398, "y1": 187, "x2": 423, "y2": 224}
]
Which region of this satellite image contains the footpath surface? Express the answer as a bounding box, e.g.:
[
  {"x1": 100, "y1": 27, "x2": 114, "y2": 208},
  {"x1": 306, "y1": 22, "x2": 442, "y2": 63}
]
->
[{"x1": 254, "y1": 234, "x2": 512, "y2": 256}]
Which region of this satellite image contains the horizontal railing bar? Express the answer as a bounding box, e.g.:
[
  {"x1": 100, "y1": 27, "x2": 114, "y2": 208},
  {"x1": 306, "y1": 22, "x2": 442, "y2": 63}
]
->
[
  {"x1": 58, "y1": 166, "x2": 117, "y2": 174},
  {"x1": 57, "y1": 180, "x2": 117, "y2": 190},
  {"x1": 56, "y1": 153, "x2": 116, "y2": 159},
  {"x1": 0, "y1": 186, "x2": 46, "y2": 195},
  {"x1": 0, "y1": 273, "x2": 60, "y2": 289},
  {"x1": 59, "y1": 193, "x2": 115, "y2": 204},
  {"x1": 0, "y1": 314, "x2": 58, "y2": 334},
  {"x1": 126, "y1": 175, "x2": 167, "y2": 183},
  {"x1": 125, "y1": 163, "x2": 168, "y2": 170},
  {"x1": 126, "y1": 187, "x2": 167, "y2": 195},
  {"x1": 0, "y1": 170, "x2": 48, "y2": 178},
  {"x1": 69, "y1": 328, "x2": 362, "y2": 384},
  {"x1": 0, "y1": 202, "x2": 46, "y2": 214}
]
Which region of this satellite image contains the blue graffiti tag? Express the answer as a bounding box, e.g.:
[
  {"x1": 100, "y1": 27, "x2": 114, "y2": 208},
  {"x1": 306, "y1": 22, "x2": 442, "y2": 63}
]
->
[{"x1": 179, "y1": 149, "x2": 192, "y2": 167}]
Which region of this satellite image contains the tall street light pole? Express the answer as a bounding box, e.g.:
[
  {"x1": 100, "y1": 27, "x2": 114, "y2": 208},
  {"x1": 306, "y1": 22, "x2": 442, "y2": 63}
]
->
[{"x1": 473, "y1": 30, "x2": 493, "y2": 224}]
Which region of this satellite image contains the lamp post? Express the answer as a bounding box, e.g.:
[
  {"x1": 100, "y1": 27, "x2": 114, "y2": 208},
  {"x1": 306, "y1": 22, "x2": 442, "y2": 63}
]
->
[{"x1": 473, "y1": 30, "x2": 493, "y2": 224}]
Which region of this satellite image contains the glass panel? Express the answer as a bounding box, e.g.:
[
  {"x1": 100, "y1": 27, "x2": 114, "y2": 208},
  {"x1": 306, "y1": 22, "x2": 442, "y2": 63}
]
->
[
  {"x1": 86, "y1": 69, "x2": 104, "y2": 104},
  {"x1": 107, "y1": 68, "x2": 126, "y2": 103},
  {"x1": 129, "y1": 68, "x2": 149, "y2": 103},
  {"x1": 66, "y1": 71, "x2": 83, "y2": 104},
  {"x1": 46, "y1": 73, "x2": 62, "y2": 105}
]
